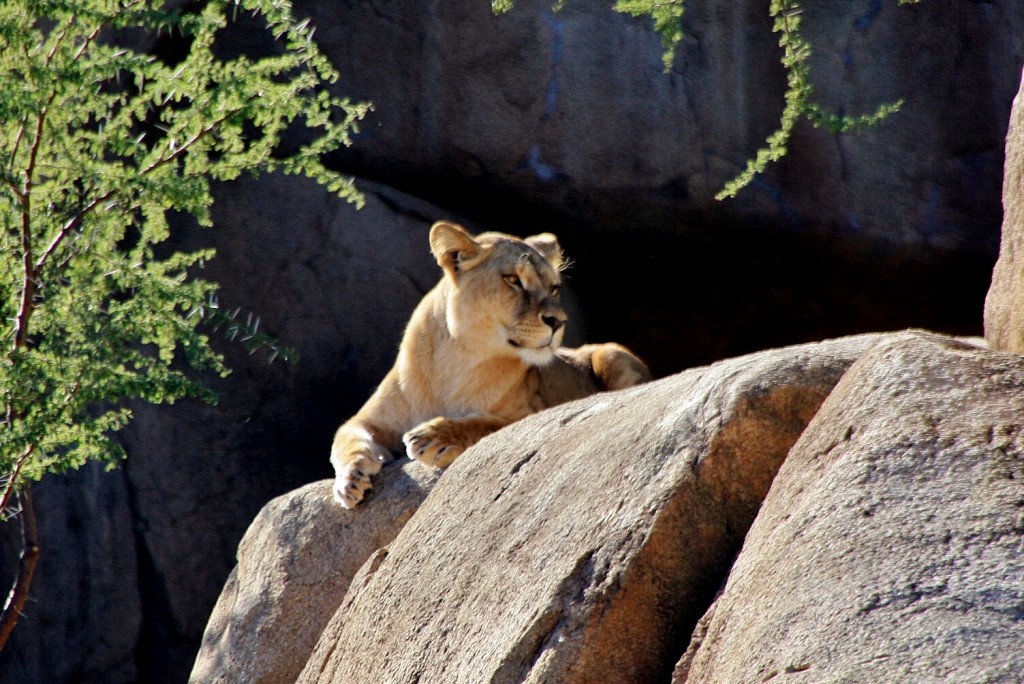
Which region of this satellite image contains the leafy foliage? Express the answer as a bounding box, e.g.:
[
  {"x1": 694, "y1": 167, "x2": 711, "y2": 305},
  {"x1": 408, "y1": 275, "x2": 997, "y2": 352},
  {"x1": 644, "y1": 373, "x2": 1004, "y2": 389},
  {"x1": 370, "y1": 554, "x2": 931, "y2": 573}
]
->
[
  {"x1": 614, "y1": 0, "x2": 684, "y2": 71},
  {"x1": 496, "y1": 0, "x2": 923, "y2": 199},
  {"x1": 0, "y1": 0, "x2": 368, "y2": 511},
  {"x1": 714, "y1": 0, "x2": 918, "y2": 200}
]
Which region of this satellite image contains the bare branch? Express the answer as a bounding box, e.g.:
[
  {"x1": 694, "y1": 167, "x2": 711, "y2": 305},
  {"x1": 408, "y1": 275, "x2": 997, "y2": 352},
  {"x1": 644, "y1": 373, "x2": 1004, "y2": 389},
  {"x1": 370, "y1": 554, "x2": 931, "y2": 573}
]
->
[
  {"x1": 0, "y1": 445, "x2": 34, "y2": 516},
  {"x1": 0, "y1": 488, "x2": 39, "y2": 651}
]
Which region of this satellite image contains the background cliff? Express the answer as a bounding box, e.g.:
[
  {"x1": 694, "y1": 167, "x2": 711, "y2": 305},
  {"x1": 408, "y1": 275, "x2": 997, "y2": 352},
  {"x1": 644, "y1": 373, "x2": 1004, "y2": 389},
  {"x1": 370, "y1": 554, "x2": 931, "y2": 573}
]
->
[{"x1": 1, "y1": 1, "x2": 1023, "y2": 682}]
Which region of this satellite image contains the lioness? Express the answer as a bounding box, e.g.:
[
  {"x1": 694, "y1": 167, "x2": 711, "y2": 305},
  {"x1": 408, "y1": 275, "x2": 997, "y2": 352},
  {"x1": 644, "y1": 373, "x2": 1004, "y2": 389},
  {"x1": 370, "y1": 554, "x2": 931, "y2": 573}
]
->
[{"x1": 331, "y1": 221, "x2": 650, "y2": 508}]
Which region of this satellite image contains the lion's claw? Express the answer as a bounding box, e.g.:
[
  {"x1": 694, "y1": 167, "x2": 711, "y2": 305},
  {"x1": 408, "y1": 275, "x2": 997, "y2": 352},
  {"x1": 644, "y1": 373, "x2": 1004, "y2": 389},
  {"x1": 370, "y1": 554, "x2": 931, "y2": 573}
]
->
[
  {"x1": 403, "y1": 419, "x2": 463, "y2": 468},
  {"x1": 332, "y1": 454, "x2": 382, "y2": 509}
]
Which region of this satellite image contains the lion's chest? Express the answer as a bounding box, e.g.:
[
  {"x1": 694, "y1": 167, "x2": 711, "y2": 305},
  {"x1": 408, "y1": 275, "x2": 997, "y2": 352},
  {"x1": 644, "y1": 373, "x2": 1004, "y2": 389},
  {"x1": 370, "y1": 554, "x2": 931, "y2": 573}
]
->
[{"x1": 400, "y1": 351, "x2": 534, "y2": 424}]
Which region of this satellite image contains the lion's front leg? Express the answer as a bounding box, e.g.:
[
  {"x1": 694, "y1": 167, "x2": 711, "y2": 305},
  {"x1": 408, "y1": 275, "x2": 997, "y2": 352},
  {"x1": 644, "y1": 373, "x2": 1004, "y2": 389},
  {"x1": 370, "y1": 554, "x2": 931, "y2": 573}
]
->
[
  {"x1": 331, "y1": 425, "x2": 395, "y2": 509},
  {"x1": 403, "y1": 415, "x2": 511, "y2": 468}
]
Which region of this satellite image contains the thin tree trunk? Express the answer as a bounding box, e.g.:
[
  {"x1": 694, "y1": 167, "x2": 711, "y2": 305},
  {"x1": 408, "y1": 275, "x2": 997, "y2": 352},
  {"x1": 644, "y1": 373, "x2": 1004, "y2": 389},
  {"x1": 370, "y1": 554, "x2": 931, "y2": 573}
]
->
[{"x1": 0, "y1": 488, "x2": 39, "y2": 651}]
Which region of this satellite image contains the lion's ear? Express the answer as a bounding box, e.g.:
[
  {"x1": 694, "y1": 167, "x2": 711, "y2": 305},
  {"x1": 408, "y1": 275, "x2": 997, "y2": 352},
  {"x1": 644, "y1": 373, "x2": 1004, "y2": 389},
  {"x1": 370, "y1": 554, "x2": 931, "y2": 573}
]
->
[
  {"x1": 526, "y1": 233, "x2": 564, "y2": 271},
  {"x1": 429, "y1": 221, "x2": 484, "y2": 277}
]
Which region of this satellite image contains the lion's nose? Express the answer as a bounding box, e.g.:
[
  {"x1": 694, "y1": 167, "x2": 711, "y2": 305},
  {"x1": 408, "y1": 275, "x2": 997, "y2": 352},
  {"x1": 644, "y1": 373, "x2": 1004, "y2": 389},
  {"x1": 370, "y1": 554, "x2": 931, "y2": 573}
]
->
[{"x1": 542, "y1": 315, "x2": 565, "y2": 333}]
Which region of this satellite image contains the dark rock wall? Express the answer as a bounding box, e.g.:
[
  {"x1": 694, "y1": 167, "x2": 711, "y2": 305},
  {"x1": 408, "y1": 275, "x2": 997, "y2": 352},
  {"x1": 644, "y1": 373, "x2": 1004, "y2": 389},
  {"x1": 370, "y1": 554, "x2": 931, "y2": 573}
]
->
[
  {"x1": 1, "y1": 1, "x2": 1022, "y2": 682},
  {"x1": 300, "y1": 0, "x2": 1023, "y2": 373},
  {"x1": 0, "y1": 465, "x2": 141, "y2": 683}
]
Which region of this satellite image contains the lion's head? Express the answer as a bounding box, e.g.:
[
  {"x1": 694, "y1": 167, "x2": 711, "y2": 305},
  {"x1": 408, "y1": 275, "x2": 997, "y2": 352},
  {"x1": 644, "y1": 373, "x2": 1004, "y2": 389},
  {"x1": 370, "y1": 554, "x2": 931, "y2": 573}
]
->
[{"x1": 429, "y1": 221, "x2": 567, "y2": 366}]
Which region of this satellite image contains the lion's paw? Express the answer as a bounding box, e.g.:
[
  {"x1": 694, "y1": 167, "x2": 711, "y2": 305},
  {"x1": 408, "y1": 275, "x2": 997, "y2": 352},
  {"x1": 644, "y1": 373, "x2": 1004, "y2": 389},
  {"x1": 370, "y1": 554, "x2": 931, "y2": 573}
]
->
[
  {"x1": 333, "y1": 455, "x2": 382, "y2": 509},
  {"x1": 403, "y1": 418, "x2": 464, "y2": 468}
]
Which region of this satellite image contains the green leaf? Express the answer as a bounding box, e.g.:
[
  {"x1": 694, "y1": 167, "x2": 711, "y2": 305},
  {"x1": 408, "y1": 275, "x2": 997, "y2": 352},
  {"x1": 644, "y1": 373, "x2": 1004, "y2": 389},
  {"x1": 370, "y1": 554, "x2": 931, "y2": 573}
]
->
[
  {"x1": 614, "y1": 0, "x2": 685, "y2": 70},
  {"x1": 1, "y1": 0, "x2": 366, "y2": 503},
  {"x1": 492, "y1": 1, "x2": 917, "y2": 200}
]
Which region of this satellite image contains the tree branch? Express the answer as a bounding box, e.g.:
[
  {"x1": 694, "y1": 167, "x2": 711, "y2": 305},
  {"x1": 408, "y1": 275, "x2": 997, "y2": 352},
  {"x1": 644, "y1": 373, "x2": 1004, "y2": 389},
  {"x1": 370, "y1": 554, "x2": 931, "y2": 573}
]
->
[
  {"x1": 0, "y1": 444, "x2": 34, "y2": 516},
  {"x1": 10, "y1": 13, "x2": 113, "y2": 286},
  {"x1": 33, "y1": 110, "x2": 240, "y2": 276},
  {"x1": 12, "y1": 175, "x2": 35, "y2": 353},
  {"x1": 0, "y1": 488, "x2": 39, "y2": 652}
]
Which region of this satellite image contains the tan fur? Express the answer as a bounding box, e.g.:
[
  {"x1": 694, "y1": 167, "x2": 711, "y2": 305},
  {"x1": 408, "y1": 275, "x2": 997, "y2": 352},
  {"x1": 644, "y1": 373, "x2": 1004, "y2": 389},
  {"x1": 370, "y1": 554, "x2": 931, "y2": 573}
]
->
[{"x1": 331, "y1": 221, "x2": 651, "y2": 508}]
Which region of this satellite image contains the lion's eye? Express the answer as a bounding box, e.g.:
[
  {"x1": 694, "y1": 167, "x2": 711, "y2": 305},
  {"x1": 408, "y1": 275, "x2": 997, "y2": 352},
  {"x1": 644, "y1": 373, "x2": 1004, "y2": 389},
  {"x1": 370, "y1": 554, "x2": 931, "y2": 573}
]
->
[
  {"x1": 503, "y1": 274, "x2": 522, "y2": 289},
  {"x1": 550, "y1": 284, "x2": 560, "y2": 298}
]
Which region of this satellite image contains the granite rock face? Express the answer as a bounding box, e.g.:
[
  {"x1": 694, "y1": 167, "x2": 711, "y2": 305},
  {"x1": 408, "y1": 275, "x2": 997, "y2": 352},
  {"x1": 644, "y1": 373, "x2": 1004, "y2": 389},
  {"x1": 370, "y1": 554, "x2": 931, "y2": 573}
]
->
[
  {"x1": 305, "y1": 0, "x2": 1022, "y2": 254},
  {"x1": 194, "y1": 331, "x2": 1024, "y2": 684},
  {"x1": 986, "y1": 66, "x2": 1024, "y2": 353},
  {"x1": 115, "y1": 177, "x2": 461, "y2": 679},
  {"x1": 3, "y1": 1, "x2": 1022, "y2": 682},
  {"x1": 297, "y1": 335, "x2": 882, "y2": 683},
  {"x1": 286, "y1": 0, "x2": 1023, "y2": 373},
  {"x1": 676, "y1": 331, "x2": 1024, "y2": 682},
  {"x1": 189, "y1": 465, "x2": 441, "y2": 684}
]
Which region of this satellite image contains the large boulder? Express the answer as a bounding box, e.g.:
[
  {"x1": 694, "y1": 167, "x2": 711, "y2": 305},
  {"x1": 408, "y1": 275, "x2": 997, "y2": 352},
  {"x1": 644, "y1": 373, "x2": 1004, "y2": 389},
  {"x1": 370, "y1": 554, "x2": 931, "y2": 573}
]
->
[
  {"x1": 295, "y1": 334, "x2": 885, "y2": 683},
  {"x1": 189, "y1": 463, "x2": 441, "y2": 684},
  {"x1": 986, "y1": 65, "x2": 1024, "y2": 353},
  {"x1": 676, "y1": 331, "x2": 1024, "y2": 682}
]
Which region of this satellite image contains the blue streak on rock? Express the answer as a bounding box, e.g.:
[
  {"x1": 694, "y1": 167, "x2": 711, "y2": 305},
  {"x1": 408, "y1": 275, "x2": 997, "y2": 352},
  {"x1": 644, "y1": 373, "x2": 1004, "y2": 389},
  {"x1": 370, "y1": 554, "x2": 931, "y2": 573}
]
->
[
  {"x1": 542, "y1": 11, "x2": 564, "y2": 118},
  {"x1": 751, "y1": 177, "x2": 800, "y2": 230},
  {"x1": 846, "y1": 211, "x2": 862, "y2": 235},
  {"x1": 854, "y1": 0, "x2": 884, "y2": 32},
  {"x1": 527, "y1": 145, "x2": 560, "y2": 182}
]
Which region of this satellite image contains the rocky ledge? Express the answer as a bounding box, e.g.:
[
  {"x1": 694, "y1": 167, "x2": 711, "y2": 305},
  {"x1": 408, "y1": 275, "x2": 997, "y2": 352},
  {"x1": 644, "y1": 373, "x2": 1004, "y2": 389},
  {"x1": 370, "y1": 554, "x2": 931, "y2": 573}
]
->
[{"x1": 189, "y1": 330, "x2": 1024, "y2": 683}]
